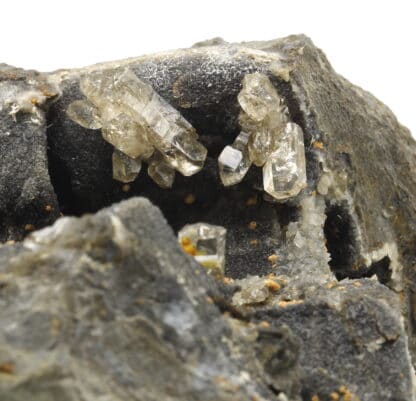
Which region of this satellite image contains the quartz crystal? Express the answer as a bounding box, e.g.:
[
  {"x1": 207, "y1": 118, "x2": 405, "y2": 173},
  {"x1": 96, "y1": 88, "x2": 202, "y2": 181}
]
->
[
  {"x1": 102, "y1": 113, "x2": 154, "y2": 159},
  {"x1": 66, "y1": 99, "x2": 102, "y2": 130},
  {"x1": 237, "y1": 74, "x2": 288, "y2": 167},
  {"x1": 263, "y1": 122, "x2": 307, "y2": 200},
  {"x1": 112, "y1": 149, "x2": 142, "y2": 183},
  {"x1": 232, "y1": 275, "x2": 271, "y2": 306},
  {"x1": 147, "y1": 151, "x2": 175, "y2": 189},
  {"x1": 67, "y1": 67, "x2": 207, "y2": 184},
  {"x1": 218, "y1": 131, "x2": 251, "y2": 186},
  {"x1": 237, "y1": 73, "x2": 281, "y2": 121},
  {"x1": 178, "y1": 223, "x2": 227, "y2": 273}
]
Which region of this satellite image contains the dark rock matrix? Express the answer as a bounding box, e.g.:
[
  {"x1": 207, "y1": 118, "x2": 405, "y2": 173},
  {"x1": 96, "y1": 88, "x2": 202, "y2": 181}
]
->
[{"x1": 1, "y1": 35, "x2": 416, "y2": 401}]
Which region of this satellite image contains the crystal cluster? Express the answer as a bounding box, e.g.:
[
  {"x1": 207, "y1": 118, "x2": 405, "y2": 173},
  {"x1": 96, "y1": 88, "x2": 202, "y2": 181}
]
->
[
  {"x1": 218, "y1": 72, "x2": 307, "y2": 201},
  {"x1": 232, "y1": 275, "x2": 282, "y2": 306},
  {"x1": 178, "y1": 223, "x2": 227, "y2": 273},
  {"x1": 67, "y1": 68, "x2": 207, "y2": 186}
]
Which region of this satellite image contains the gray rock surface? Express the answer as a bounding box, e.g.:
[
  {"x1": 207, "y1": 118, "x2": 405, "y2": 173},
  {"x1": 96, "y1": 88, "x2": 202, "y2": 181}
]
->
[
  {"x1": 0, "y1": 198, "x2": 300, "y2": 400},
  {"x1": 1, "y1": 35, "x2": 416, "y2": 400},
  {"x1": 0, "y1": 65, "x2": 60, "y2": 241},
  {"x1": 254, "y1": 280, "x2": 414, "y2": 401}
]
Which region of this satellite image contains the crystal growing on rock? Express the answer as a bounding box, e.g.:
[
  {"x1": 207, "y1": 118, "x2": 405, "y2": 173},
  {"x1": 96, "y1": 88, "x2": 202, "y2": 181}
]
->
[
  {"x1": 237, "y1": 73, "x2": 281, "y2": 121},
  {"x1": 147, "y1": 151, "x2": 175, "y2": 189},
  {"x1": 232, "y1": 275, "x2": 273, "y2": 306},
  {"x1": 238, "y1": 73, "x2": 289, "y2": 167},
  {"x1": 66, "y1": 99, "x2": 102, "y2": 130},
  {"x1": 217, "y1": 72, "x2": 306, "y2": 201},
  {"x1": 67, "y1": 67, "x2": 207, "y2": 186},
  {"x1": 102, "y1": 113, "x2": 154, "y2": 159},
  {"x1": 218, "y1": 131, "x2": 251, "y2": 186},
  {"x1": 112, "y1": 149, "x2": 142, "y2": 183},
  {"x1": 178, "y1": 223, "x2": 227, "y2": 273},
  {"x1": 263, "y1": 122, "x2": 307, "y2": 200}
]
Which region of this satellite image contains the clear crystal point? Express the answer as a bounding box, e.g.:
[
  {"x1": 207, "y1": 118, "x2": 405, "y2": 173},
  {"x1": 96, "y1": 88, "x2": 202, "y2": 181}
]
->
[
  {"x1": 178, "y1": 223, "x2": 227, "y2": 273},
  {"x1": 237, "y1": 72, "x2": 281, "y2": 121},
  {"x1": 101, "y1": 113, "x2": 154, "y2": 159},
  {"x1": 112, "y1": 149, "x2": 142, "y2": 183},
  {"x1": 71, "y1": 67, "x2": 207, "y2": 179},
  {"x1": 66, "y1": 99, "x2": 102, "y2": 130},
  {"x1": 147, "y1": 151, "x2": 175, "y2": 188},
  {"x1": 263, "y1": 122, "x2": 307, "y2": 200},
  {"x1": 218, "y1": 131, "x2": 251, "y2": 186},
  {"x1": 238, "y1": 74, "x2": 288, "y2": 167}
]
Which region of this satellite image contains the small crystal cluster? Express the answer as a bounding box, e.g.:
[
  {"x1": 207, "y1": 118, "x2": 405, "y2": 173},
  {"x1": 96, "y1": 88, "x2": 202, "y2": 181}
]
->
[
  {"x1": 178, "y1": 223, "x2": 227, "y2": 273},
  {"x1": 232, "y1": 275, "x2": 283, "y2": 306},
  {"x1": 218, "y1": 72, "x2": 307, "y2": 200},
  {"x1": 67, "y1": 68, "x2": 207, "y2": 186},
  {"x1": 67, "y1": 69, "x2": 306, "y2": 201}
]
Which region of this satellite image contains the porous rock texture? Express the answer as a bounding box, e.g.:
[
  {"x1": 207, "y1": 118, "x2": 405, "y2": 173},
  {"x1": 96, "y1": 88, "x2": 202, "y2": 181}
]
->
[{"x1": 1, "y1": 35, "x2": 416, "y2": 400}]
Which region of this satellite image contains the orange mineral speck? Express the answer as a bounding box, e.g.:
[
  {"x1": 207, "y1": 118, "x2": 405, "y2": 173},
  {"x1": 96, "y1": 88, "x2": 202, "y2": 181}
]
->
[
  {"x1": 330, "y1": 392, "x2": 340, "y2": 401},
  {"x1": 0, "y1": 362, "x2": 14, "y2": 375},
  {"x1": 312, "y1": 141, "x2": 324, "y2": 150},
  {"x1": 264, "y1": 279, "x2": 281, "y2": 292},
  {"x1": 24, "y1": 224, "x2": 35, "y2": 232},
  {"x1": 180, "y1": 237, "x2": 197, "y2": 256},
  {"x1": 258, "y1": 321, "x2": 270, "y2": 328},
  {"x1": 338, "y1": 385, "x2": 347, "y2": 394},
  {"x1": 246, "y1": 196, "x2": 257, "y2": 206},
  {"x1": 184, "y1": 193, "x2": 196, "y2": 205},
  {"x1": 278, "y1": 299, "x2": 304, "y2": 308},
  {"x1": 223, "y1": 277, "x2": 234, "y2": 285},
  {"x1": 181, "y1": 237, "x2": 191, "y2": 246},
  {"x1": 248, "y1": 221, "x2": 257, "y2": 230},
  {"x1": 267, "y1": 254, "x2": 278, "y2": 264}
]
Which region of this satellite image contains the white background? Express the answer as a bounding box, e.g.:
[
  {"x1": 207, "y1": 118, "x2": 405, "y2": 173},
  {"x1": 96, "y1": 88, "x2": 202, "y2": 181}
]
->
[{"x1": 1, "y1": 0, "x2": 414, "y2": 135}]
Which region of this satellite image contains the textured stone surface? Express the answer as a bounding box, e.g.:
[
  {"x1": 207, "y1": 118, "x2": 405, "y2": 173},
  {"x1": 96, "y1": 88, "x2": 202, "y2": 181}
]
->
[
  {"x1": 0, "y1": 65, "x2": 60, "y2": 241},
  {"x1": 0, "y1": 198, "x2": 300, "y2": 401},
  {"x1": 251, "y1": 278, "x2": 414, "y2": 401},
  {"x1": 1, "y1": 35, "x2": 416, "y2": 401}
]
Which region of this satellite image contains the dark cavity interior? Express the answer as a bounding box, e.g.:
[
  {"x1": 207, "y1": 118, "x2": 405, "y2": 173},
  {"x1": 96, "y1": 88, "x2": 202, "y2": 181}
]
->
[
  {"x1": 324, "y1": 202, "x2": 391, "y2": 284},
  {"x1": 45, "y1": 76, "x2": 321, "y2": 279}
]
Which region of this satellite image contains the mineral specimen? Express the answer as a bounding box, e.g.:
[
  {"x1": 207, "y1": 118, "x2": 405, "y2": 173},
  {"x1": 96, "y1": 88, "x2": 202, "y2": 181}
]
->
[
  {"x1": 217, "y1": 72, "x2": 306, "y2": 202},
  {"x1": 67, "y1": 68, "x2": 207, "y2": 183},
  {"x1": 66, "y1": 99, "x2": 102, "y2": 130},
  {"x1": 232, "y1": 275, "x2": 276, "y2": 306},
  {"x1": 238, "y1": 73, "x2": 288, "y2": 167},
  {"x1": 218, "y1": 131, "x2": 251, "y2": 186},
  {"x1": 2, "y1": 34, "x2": 416, "y2": 401},
  {"x1": 147, "y1": 150, "x2": 175, "y2": 189},
  {"x1": 112, "y1": 149, "x2": 142, "y2": 183},
  {"x1": 178, "y1": 223, "x2": 227, "y2": 272},
  {"x1": 263, "y1": 122, "x2": 307, "y2": 200},
  {"x1": 237, "y1": 72, "x2": 283, "y2": 122}
]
